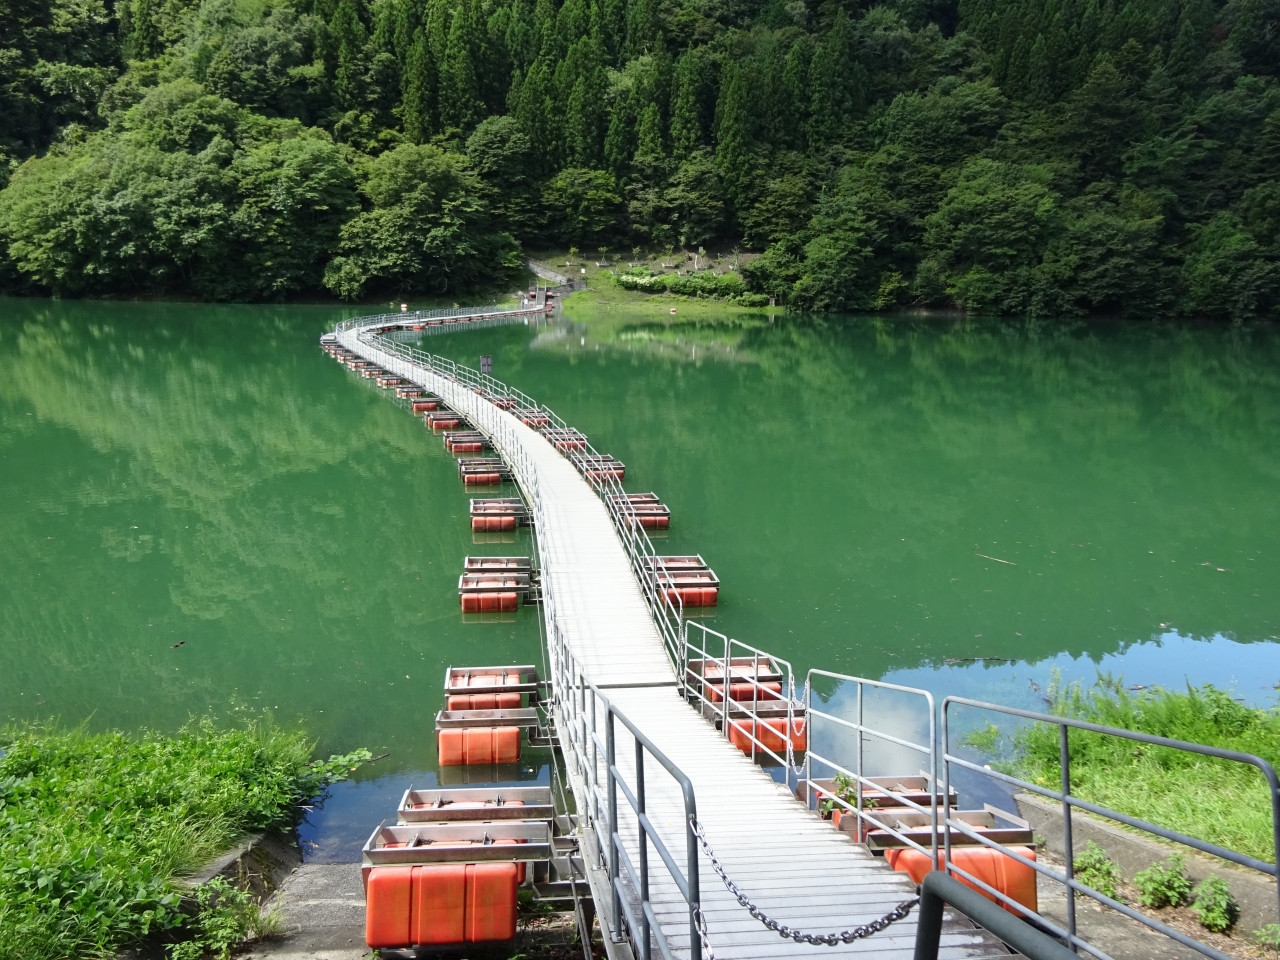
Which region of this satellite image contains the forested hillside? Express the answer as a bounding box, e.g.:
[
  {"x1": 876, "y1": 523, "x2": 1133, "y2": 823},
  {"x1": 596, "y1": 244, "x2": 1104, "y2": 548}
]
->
[{"x1": 0, "y1": 0, "x2": 1276, "y2": 315}]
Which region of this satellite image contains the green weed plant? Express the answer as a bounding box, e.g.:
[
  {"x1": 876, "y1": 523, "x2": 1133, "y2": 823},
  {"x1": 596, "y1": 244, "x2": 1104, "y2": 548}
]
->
[
  {"x1": 0, "y1": 717, "x2": 367, "y2": 960},
  {"x1": 1012, "y1": 674, "x2": 1280, "y2": 864},
  {"x1": 1254, "y1": 923, "x2": 1280, "y2": 952},
  {"x1": 1073, "y1": 842, "x2": 1122, "y2": 900},
  {"x1": 168, "y1": 876, "x2": 282, "y2": 960},
  {"x1": 1191, "y1": 876, "x2": 1237, "y2": 933},
  {"x1": 1133, "y1": 855, "x2": 1192, "y2": 909}
]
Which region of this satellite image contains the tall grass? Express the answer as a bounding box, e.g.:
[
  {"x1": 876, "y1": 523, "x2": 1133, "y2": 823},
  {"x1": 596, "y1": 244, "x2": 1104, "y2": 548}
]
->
[
  {"x1": 0, "y1": 717, "x2": 367, "y2": 960},
  {"x1": 1013, "y1": 674, "x2": 1280, "y2": 864}
]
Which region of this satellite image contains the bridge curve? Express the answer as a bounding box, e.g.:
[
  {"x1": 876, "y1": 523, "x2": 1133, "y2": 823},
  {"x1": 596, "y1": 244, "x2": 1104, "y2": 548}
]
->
[{"x1": 331, "y1": 306, "x2": 1010, "y2": 960}]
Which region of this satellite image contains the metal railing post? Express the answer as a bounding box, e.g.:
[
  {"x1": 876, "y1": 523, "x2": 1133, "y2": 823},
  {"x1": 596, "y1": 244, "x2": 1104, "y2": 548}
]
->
[
  {"x1": 929, "y1": 698, "x2": 938, "y2": 871},
  {"x1": 856, "y1": 680, "x2": 864, "y2": 837},
  {"x1": 606, "y1": 709, "x2": 622, "y2": 942},
  {"x1": 636, "y1": 739, "x2": 651, "y2": 960},
  {"x1": 1060, "y1": 724, "x2": 1077, "y2": 952},
  {"x1": 684, "y1": 782, "x2": 701, "y2": 960},
  {"x1": 914, "y1": 873, "x2": 1078, "y2": 960}
]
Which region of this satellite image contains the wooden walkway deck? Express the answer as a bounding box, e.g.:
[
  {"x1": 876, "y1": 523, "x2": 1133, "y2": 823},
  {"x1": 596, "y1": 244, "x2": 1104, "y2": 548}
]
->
[{"x1": 336, "y1": 325, "x2": 1015, "y2": 960}]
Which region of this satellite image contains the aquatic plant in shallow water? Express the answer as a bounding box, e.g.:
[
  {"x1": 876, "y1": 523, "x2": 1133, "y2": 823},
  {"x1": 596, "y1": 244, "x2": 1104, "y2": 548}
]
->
[{"x1": 0, "y1": 717, "x2": 368, "y2": 960}]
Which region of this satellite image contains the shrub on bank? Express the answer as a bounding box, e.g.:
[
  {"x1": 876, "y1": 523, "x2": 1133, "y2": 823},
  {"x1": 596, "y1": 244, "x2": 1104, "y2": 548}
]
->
[
  {"x1": 0, "y1": 717, "x2": 368, "y2": 960},
  {"x1": 613, "y1": 268, "x2": 770, "y2": 306}
]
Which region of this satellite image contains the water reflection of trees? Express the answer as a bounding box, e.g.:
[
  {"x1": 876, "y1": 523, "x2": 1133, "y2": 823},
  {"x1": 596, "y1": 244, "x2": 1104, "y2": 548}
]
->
[
  {"x1": 0, "y1": 300, "x2": 537, "y2": 764},
  {"x1": 531, "y1": 313, "x2": 1280, "y2": 674}
]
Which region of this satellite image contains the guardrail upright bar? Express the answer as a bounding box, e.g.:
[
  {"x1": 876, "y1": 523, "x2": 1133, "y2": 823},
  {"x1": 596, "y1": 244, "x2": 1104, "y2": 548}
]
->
[
  {"x1": 337, "y1": 309, "x2": 709, "y2": 960},
  {"x1": 1060, "y1": 724, "x2": 1077, "y2": 951},
  {"x1": 942, "y1": 695, "x2": 1280, "y2": 960},
  {"x1": 637, "y1": 738, "x2": 651, "y2": 960},
  {"x1": 607, "y1": 704, "x2": 623, "y2": 943}
]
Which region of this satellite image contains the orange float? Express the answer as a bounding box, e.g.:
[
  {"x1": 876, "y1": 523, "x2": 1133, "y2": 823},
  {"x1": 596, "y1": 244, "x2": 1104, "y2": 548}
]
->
[
  {"x1": 460, "y1": 591, "x2": 519, "y2": 612},
  {"x1": 437, "y1": 727, "x2": 521, "y2": 765},
  {"x1": 471, "y1": 515, "x2": 516, "y2": 532},
  {"x1": 664, "y1": 586, "x2": 719, "y2": 607},
  {"x1": 885, "y1": 846, "x2": 1038, "y2": 914},
  {"x1": 447, "y1": 692, "x2": 522, "y2": 710},
  {"x1": 365, "y1": 863, "x2": 518, "y2": 948},
  {"x1": 728, "y1": 717, "x2": 807, "y2": 754}
]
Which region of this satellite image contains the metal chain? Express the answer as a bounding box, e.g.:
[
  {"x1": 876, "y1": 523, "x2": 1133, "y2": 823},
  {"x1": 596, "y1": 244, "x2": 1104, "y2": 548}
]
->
[{"x1": 689, "y1": 816, "x2": 919, "y2": 956}]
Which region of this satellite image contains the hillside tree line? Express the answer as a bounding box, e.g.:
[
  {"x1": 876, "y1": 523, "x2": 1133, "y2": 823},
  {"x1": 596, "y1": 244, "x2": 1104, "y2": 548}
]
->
[{"x1": 0, "y1": 0, "x2": 1276, "y2": 316}]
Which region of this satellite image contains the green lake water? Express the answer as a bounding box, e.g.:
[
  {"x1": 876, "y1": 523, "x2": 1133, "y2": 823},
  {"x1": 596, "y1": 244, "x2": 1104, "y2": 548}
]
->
[{"x1": 3, "y1": 298, "x2": 1279, "y2": 855}]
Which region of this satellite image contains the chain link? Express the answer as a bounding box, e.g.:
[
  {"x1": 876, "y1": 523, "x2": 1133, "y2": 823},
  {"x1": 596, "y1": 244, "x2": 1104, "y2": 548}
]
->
[{"x1": 689, "y1": 816, "x2": 919, "y2": 958}]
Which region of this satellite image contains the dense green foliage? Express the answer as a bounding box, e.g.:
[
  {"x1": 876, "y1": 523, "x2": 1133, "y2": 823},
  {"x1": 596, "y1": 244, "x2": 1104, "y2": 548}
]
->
[
  {"x1": 0, "y1": 0, "x2": 1276, "y2": 311},
  {"x1": 0, "y1": 718, "x2": 367, "y2": 960},
  {"x1": 1012, "y1": 675, "x2": 1280, "y2": 863},
  {"x1": 614, "y1": 265, "x2": 767, "y2": 302}
]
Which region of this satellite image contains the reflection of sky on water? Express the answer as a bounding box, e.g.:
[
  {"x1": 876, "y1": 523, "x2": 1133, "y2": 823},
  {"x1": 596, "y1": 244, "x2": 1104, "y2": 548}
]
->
[
  {"x1": 799, "y1": 631, "x2": 1280, "y2": 815},
  {"x1": 885, "y1": 630, "x2": 1280, "y2": 714}
]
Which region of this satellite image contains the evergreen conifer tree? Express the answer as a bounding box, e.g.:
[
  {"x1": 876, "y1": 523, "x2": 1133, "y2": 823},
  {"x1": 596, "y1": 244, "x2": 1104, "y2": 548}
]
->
[
  {"x1": 670, "y1": 50, "x2": 712, "y2": 156},
  {"x1": 392, "y1": 0, "x2": 417, "y2": 61},
  {"x1": 604, "y1": 88, "x2": 636, "y2": 178},
  {"x1": 557, "y1": 0, "x2": 591, "y2": 44},
  {"x1": 602, "y1": 0, "x2": 626, "y2": 62},
  {"x1": 505, "y1": 0, "x2": 536, "y2": 72},
  {"x1": 425, "y1": 0, "x2": 453, "y2": 66},
  {"x1": 402, "y1": 25, "x2": 436, "y2": 141},
  {"x1": 1027, "y1": 34, "x2": 1053, "y2": 102},
  {"x1": 440, "y1": 4, "x2": 483, "y2": 129},
  {"x1": 714, "y1": 61, "x2": 751, "y2": 198},
  {"x1": 1166, "y1": 0, "x2": 1212, "y2": 84},
  {"x1": 330, "y1": 0, "x2": 370, "y2": 110},
  {"x1": 127, "y1": 0, "x2": 160, "y2": 59},
  {"x1": 635, "y1": 101, "x2": 666, "y2": 162},
  {"x1": 534, "y1": 0, "x2": 558, "y2": 57},
  {"x1": 625, "y1": 0, "x2": 658, "y2": 58},
  {"x1": 782, "y1": 38, "x2": 812, "y2": 148},
  {"x1": 807, "y1": 12, "x2": 864, "y2": 146}
]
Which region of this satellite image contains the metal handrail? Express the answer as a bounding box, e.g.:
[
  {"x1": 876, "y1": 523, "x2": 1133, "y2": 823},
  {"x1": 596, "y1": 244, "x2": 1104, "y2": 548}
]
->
[
  {"x1": 942, "y1": 696, "x2": 1280, "y2": 960},
  {"x1": 554, "y1": 644, "x2": 702, "y2": 960},
  {"x1": 913, "y1": 872, "x2": 1077, "y2": 960},
  {"x1": 804, "y1": 671, "x2": 940, "y2": 870},
  {"x1": 335, "y1": 310, "x2": 1280, "y2": 960},
  {"x1": 333, "y1": 311, "x2": 703, "y2": 960},
  {"x1": 338, "y1": 311, "x2": 687, "y2": 673},
  {"x1": 683, "y1": 621, "x2": 802, "y2": 770}
]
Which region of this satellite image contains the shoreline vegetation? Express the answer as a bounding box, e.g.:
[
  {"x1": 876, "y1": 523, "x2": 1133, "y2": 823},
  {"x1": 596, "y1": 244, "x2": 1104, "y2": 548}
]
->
[
  {"x1": 975, "y1": 674, "x2": 1280, "y2": 866},
  {"x1": 0, "y1": 0, "x2": 1277, "y2": 318},
  {"x1": 0, "y1": 717, "x2": 369, "y2": 960}
]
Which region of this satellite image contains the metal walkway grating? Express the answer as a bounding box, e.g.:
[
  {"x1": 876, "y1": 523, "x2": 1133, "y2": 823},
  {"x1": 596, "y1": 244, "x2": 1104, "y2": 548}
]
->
[{"x1": 336, "y1": 324, "x2": 1017, "y2": 960}]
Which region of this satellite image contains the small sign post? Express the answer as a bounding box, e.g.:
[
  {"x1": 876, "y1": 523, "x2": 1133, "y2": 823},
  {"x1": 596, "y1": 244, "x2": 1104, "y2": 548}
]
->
[{"x1": 480, "y1": 355, "x2": 493, "y2": 375}]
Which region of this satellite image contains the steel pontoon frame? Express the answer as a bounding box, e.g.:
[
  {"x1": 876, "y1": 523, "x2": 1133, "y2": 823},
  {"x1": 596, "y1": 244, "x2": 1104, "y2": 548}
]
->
[
  {"x1": 334, "y1": 308, "x2": 1280, "y2": 960},
  {"x1": 803, "y1": 670, "x2": 941, "y2": 870},
  {"x1": 339, "y1": 310, "x2": 688, "y2": 671},
  {"x1": 335, "y1": 311, "x2": 704, "y2": 960}
]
